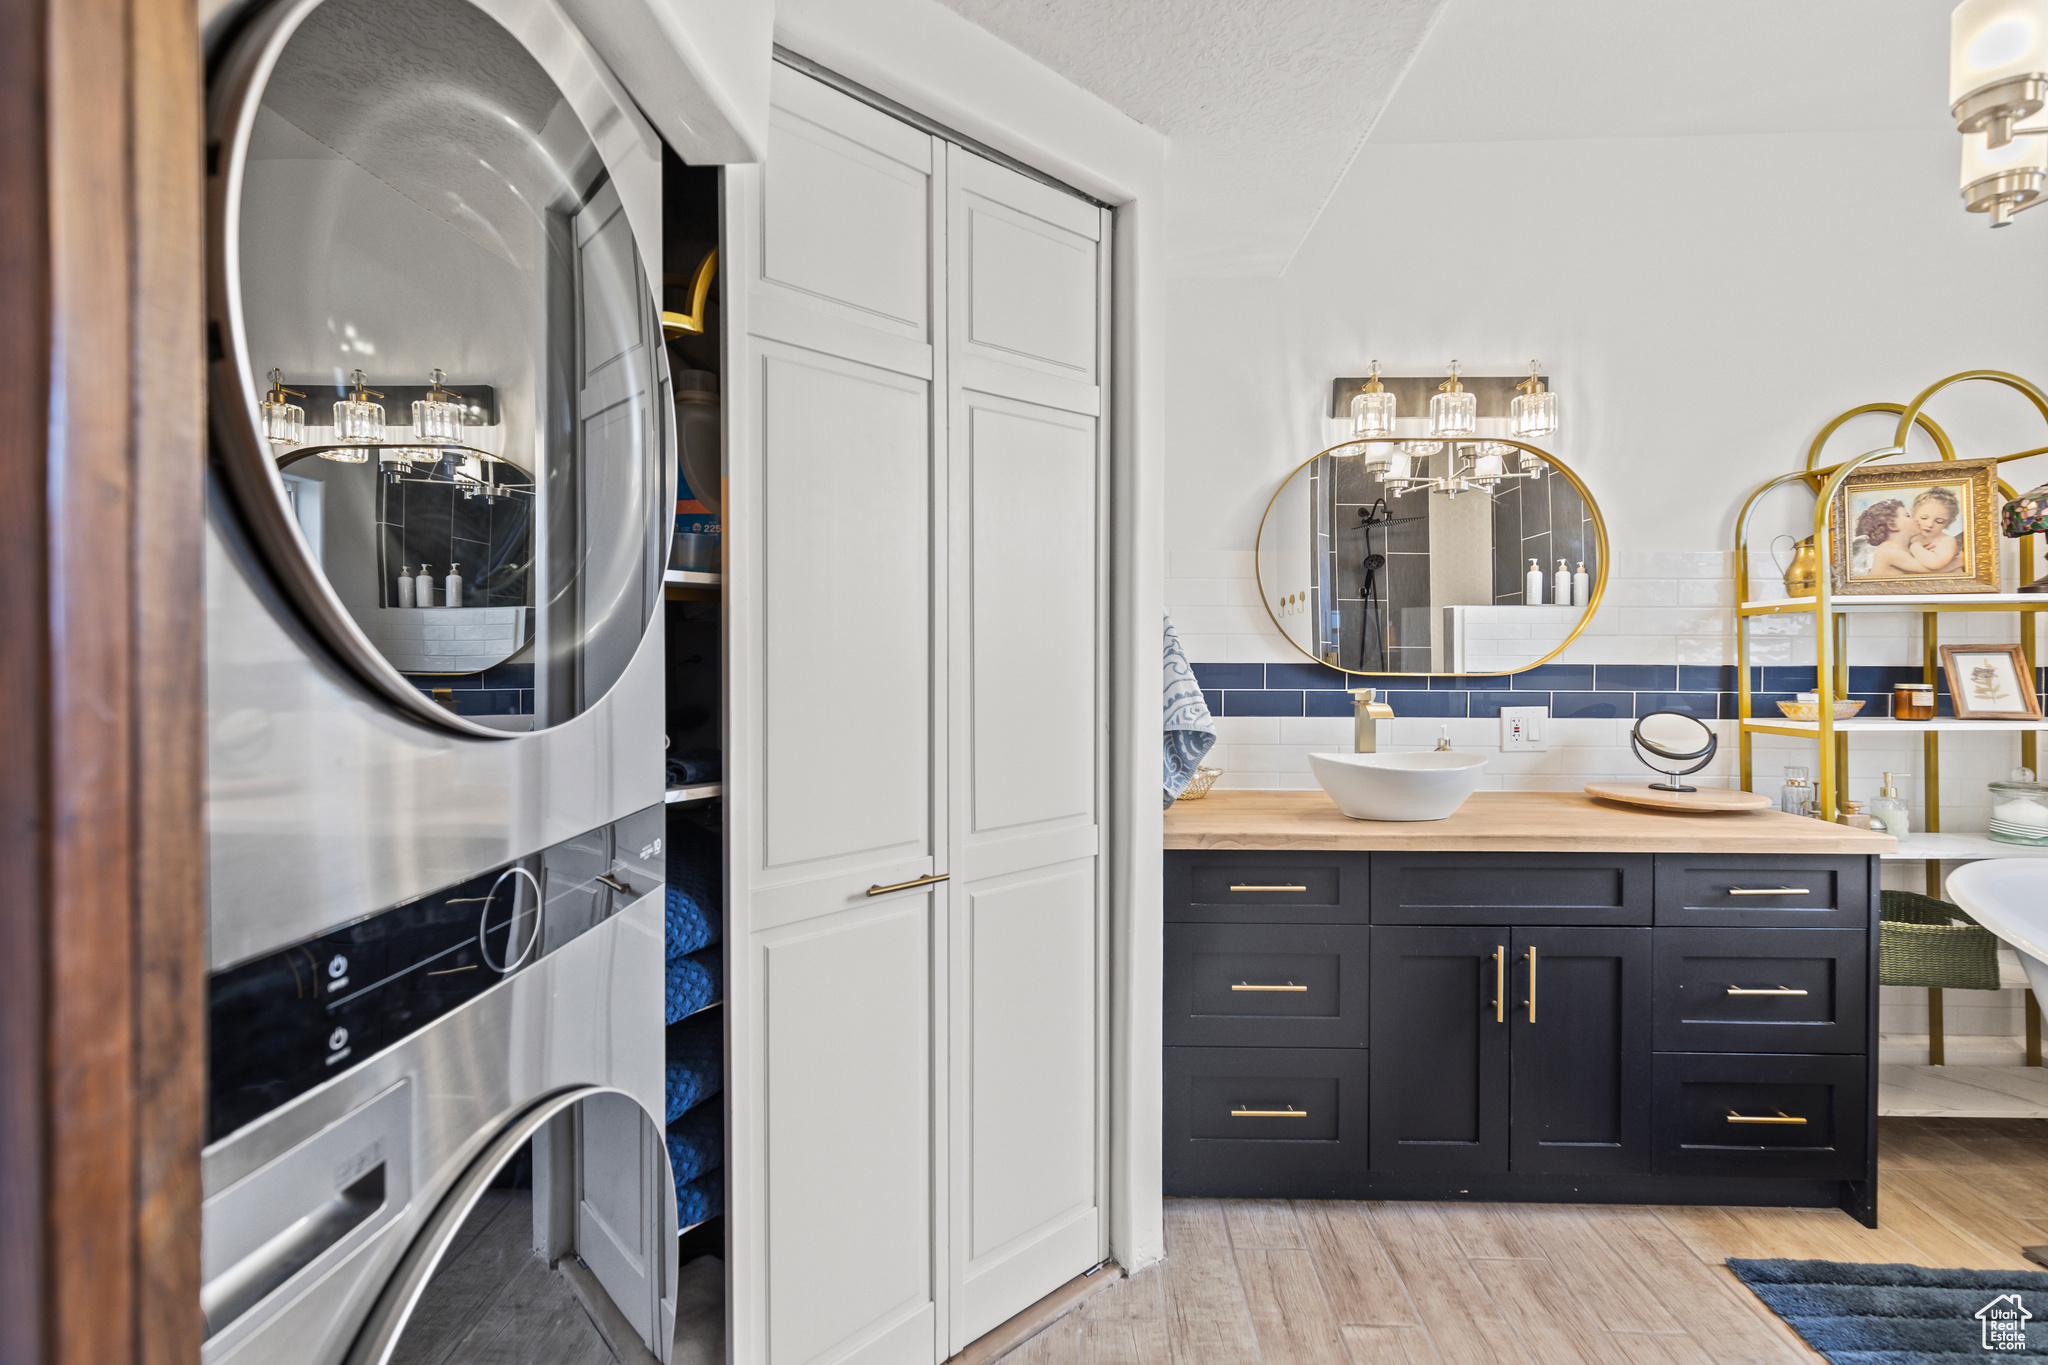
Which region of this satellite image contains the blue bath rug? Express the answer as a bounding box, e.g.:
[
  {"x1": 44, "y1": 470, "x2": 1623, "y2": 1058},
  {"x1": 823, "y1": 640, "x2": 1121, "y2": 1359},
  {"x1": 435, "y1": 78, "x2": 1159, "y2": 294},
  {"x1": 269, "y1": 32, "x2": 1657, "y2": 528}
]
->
[{"x1": 1728, "y1": 1258, "x2": 2048, "y2": 1361}]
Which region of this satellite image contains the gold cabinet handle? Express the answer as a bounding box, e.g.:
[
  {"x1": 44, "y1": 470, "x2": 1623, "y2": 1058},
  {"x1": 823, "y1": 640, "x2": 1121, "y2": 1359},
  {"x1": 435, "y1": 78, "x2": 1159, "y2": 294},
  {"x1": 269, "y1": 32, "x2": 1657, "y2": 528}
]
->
[
  {"x1": 1726, "y1": 985, "x2": 1809, "y2": 996},
  {"x1": 866, "y1": 873, "x2": 948, "y2": 897},
  {"x1": 1231, "y1": 982, "x2": 1307, "y2": 992},
  {"x1": 1490, "y1": 946, "x2": 1506, "y2": 1024},
  {"x1": 1231, "y1": 1106, "x2": 1307, "y2": 1118},
  {"x1": 1726, "y1": 1110, "x2": 1807, "y2": 1125},
  {"x1": 1726, "y1": 887, "x2": 1811, "y2": 896},
  {"x1": 1523, "y1": 945, "x2": 1537, "y2": 1023},
  {"x1": 1228, "y1": 883, "x2": 1307, "y2": 892}
]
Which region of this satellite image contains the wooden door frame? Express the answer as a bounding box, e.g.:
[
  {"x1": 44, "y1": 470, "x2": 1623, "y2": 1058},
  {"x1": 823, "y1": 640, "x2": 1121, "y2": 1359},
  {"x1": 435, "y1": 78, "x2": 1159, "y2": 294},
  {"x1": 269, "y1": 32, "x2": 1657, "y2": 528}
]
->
[{"x1": 0, "y1": 0, "x2": 207, "y2": 1362}]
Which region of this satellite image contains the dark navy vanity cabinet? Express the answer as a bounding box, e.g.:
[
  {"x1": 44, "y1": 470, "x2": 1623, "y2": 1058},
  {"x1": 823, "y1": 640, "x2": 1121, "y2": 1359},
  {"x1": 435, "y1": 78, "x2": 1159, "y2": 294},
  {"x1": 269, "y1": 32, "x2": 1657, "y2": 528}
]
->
[{"x1": 1163, "y1": 849, "x2": 1880, "y2": 1225}]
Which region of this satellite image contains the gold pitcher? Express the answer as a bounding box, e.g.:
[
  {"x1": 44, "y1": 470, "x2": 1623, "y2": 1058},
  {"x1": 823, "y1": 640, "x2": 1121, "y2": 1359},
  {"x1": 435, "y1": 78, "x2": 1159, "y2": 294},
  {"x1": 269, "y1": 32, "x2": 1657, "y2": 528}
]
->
[{"x1": 1773, "y1": 535, "x2": 1820, "y2": 597}]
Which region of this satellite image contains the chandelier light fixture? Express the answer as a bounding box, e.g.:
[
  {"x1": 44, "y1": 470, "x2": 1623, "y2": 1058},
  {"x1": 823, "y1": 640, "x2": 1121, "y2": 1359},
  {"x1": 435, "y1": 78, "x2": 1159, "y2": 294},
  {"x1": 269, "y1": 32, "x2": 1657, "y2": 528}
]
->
[
  {"x1": 1429, "y1": 361, "x2": 1476, "y2": 438},
  {"x1": 325, "y1": 369, "x2": 385, "y2": 459},
  {"x1": 1952, "y1": 0, "x2": 2048, "y2": 224},
  {"x1": 260, "y1": 369, "x2": 304, "y2": 447},
  {"x1": 1510, "y1": 361, "x2": 1559, "y2": 437},
  {"x1": 412, "y1": 368, "x2": 467, "y2": 444},
  {"x1": 1350, "y1": 361, "x2": 1397, "y2": 438}
]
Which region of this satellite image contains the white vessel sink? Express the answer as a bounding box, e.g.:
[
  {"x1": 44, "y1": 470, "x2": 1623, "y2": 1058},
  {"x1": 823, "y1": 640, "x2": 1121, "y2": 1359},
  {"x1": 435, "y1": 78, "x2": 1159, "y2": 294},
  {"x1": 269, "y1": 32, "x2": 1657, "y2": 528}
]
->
[
  {"x1": 1946, "y1": 858, "x2": 2048, "y2": 1001},
  {"x1": 1308, "y1": 750, "x2": 1490, "y2": 822}
]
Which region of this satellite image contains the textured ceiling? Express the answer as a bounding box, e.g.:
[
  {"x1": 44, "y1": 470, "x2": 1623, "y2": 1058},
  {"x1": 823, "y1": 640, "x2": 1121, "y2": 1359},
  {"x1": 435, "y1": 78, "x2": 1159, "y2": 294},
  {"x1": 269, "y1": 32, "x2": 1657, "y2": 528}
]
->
[{"x1": 929, "y1": 0, "x2": 1450, "y2": 277}]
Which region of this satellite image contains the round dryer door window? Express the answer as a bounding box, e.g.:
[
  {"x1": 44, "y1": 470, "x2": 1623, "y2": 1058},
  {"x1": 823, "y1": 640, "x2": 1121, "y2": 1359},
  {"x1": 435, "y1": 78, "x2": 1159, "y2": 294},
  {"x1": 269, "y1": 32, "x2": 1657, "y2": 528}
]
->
[{"x1": 208, "y1": 0, "x2": 672, "y2": 736}]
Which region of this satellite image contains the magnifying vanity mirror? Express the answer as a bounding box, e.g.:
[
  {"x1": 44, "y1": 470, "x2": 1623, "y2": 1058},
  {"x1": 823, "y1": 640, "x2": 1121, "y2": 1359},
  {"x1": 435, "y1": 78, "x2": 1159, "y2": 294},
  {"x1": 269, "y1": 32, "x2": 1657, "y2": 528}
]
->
[
  {"x1": 1255, "y1": 433, "x2": 1608, "y2": 676},
  {"x1": 208, "y1": 0, "x2": 672, "y2": 736}
]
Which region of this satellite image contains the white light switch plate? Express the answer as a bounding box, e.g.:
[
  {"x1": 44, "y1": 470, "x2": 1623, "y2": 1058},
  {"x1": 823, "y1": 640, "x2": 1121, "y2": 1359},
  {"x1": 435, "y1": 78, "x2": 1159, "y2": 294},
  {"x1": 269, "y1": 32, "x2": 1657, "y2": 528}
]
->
[{"x1": 1501, "y1": 706, "x2": 1549, "y2": 751}]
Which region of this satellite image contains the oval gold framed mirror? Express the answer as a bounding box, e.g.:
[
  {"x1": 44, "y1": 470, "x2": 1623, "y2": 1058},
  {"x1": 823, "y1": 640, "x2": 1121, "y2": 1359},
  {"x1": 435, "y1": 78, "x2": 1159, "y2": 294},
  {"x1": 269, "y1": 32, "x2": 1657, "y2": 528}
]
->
[{"x1": 1254, "y1": 437, "x2": 1608, "y2": 676}]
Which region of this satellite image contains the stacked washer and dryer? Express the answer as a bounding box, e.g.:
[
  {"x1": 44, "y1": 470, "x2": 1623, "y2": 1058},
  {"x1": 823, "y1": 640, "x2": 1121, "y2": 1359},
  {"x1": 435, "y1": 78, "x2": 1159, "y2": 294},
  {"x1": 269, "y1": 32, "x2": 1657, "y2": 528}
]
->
[{"x1": 198, "y1": 1, "x2": 699, "y2": 1360}]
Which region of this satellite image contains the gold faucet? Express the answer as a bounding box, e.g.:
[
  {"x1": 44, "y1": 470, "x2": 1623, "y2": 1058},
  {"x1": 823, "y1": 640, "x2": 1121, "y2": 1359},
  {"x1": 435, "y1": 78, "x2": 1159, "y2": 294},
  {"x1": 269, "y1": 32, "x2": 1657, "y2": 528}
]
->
[{"x1": 1350, "y1": 688, "x2": 1394, "y2": 753}]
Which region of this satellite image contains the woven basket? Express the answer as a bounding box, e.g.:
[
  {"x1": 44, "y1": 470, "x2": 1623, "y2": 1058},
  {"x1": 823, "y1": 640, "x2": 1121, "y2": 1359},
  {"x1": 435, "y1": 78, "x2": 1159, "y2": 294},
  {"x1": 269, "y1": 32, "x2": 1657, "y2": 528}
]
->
[{"x1": 1878, "y1": 890, "x2": 2001, "y2": 991}]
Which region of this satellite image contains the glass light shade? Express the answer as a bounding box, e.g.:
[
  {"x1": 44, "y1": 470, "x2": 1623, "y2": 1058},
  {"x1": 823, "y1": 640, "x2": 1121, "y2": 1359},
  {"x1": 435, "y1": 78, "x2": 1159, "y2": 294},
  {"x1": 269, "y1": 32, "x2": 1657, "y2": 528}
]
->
[
  {"x1": 413, "y1": 395, "x2": 464, "y2": 443},
  {"x1": 316, "y1": 445, "x2": 370, "y2": 464},
  {"x1": 261, "y1": 393, "x2": 303, "y2": 446},
  {"x1": 2004, "y1": 481, "x2": 2048, "y2": 534},
  {"x1": 1350, "y1": 388, "x2": 1397, "y2": 438},
  {"x1": 1951, "y1": 0, "x2": 2048, "y2": 109},
  {"x1": 1383, "y1": 451, "x2": 1417, "y2": 482},
  {"x1": 1401, "y1": 440, "x2": 1443, "y2": 457},
  {"x1": 1358, "y1": 445, "x2": 1393, "y2": 474},
  {"x1": 1470, "y1": 449, "x2": 1508, "y2": 483},
  {"x1": 1518, "y1": 448, "x2": 1545, "y2": 479},
  {"x1": 1510, "y1": 388, "x2": 1559, "y2": 438},
  {"x1": 1429, "y1": 388, "x2": 1476, "y2": 437},
  {"x1": 1962, "y1": 127, "x2": 2048, "y2": 186},
  {"x1": 334, "y1": 395, "x2": 385, "y2": 444}
]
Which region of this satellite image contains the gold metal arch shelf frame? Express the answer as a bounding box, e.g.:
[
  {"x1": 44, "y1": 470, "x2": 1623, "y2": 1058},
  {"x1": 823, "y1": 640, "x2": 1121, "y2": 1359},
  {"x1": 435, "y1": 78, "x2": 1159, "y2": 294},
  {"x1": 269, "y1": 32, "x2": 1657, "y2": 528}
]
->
[
  {"x1": 1254, "y1": 437, "x2": 1609, "y2": 679},
  {"x1": 1732, "y1": 368, "x2": 2048, "y2": 823}
]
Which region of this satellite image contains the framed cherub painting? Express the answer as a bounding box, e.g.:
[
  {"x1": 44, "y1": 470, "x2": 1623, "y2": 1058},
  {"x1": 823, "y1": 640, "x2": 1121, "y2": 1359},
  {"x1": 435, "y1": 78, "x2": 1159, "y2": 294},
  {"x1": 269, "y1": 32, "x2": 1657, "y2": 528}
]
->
[{"x1": 1827, "y1": 458, "x2": 2001, "y2": 596}]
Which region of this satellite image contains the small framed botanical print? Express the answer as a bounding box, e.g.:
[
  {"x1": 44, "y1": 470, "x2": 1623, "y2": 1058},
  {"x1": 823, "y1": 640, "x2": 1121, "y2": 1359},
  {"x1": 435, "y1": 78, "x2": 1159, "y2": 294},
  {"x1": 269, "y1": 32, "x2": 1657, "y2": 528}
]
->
[
  {"x1": 1828, "y1": 457, "x2": 2001, "y2": 596},
  {"x1": 1940, "y1": 643, "x2": 2043, "y2": 720}
]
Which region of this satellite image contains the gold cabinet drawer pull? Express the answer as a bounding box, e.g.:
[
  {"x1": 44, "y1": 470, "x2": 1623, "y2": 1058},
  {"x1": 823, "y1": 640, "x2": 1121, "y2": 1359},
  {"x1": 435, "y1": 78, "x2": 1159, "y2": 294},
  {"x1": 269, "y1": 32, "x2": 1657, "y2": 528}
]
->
[
  {"x1": 1231, "y1": 982, "x2": 1307, "y2": 992},
  {"x1": 1726, "y1": 1110, "x2": 1808, "y2": 1125},
  {"x1": 1490, "y1": 945, "x2": 1506, "y2": 1024},
  {"x1": 1228, "y1": 883, "x2": 1308, "y2": 892},
  {"x1": 1523, "y1": 945, "x2": 1537, "y2": 1023},
  {"x1": 1726, "y1": 887, "x2": 1812, "y2": 896},
  {"x1": 866, "y1": 873, "x2": 948, "y2": 897},
  {"x1": 1231, "y1": 1106, "x2": 1307, "y2": 1118},
  {"x1": 1726, "y1": 985, "x2": 1809, "y2": 996}
]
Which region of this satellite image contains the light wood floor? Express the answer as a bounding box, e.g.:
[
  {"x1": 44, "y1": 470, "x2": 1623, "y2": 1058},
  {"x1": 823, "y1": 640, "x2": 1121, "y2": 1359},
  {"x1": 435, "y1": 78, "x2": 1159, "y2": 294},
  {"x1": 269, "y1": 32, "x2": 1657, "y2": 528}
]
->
[{"x1": 997, "y1": 1118, "x2": 2048, "y2": 1365}]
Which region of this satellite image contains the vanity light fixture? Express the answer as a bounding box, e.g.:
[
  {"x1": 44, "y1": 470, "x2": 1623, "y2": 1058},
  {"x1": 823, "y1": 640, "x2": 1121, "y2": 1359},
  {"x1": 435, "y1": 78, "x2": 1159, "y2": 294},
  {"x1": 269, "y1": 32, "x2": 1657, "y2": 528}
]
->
[
  {"x1": 1951, "y1": 0, "x2": 2048, "y2": 223},
  {"x1": 1350, "y1": 361, "x2": 1397, "y2": 438},
  {"x1": 412, "y1": 369, "x2": 466, "y2": 444},
  {"x1": 260, "y1": 369, "x2": 305, "y2": 447},
  {"x1": 1428, "y1": 361, "x2": 1477, "y2": 438},
  {"x1": 328, "y1": 369, "x2": 385, "y2": 458},
  {"x1": 1510, "y1": 361, "x2": 1559, "y2": 438}
]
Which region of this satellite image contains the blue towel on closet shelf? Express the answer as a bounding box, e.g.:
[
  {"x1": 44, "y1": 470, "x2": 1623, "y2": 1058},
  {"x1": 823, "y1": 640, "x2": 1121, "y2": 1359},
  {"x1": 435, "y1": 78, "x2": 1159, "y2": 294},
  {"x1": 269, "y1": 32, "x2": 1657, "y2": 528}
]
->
[
  {"x1": 664, "y1": 1012, "x2": 722, "y2": 1122},
  {"x1": 677, "y1": 1169, "x2": 723, "y2": 1230},
  {"x1": 1162, "y1": 613, "x2": 1217, "y2": 808},
  {"x1": 665, "y1": 948, "x2": 722, "y2": 1025},
  {"x1": 665, "y1": 809, "x2": 722, "y2": 960},
  {"x1": 664, "y1": 1103, "x2": 724, "y2": 1187}
]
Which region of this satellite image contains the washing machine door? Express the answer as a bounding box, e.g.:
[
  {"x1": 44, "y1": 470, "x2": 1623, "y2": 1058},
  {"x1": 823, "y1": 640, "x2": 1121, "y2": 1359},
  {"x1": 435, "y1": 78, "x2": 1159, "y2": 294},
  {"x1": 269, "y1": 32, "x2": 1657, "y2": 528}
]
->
[
  {"x1": 349, "y1": 1087, "x2": 680, "y2": 1365},
  {"x1": 207, "y1": 0, "x2": 672, "y2": 737}
]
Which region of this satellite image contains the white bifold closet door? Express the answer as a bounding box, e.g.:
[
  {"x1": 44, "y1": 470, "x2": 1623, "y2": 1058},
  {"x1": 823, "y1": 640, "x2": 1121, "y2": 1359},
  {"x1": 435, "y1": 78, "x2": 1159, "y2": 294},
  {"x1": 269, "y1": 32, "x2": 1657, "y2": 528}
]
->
[{"x1": 730, "y1": 64, "x2": 1107, "y2": 1365}]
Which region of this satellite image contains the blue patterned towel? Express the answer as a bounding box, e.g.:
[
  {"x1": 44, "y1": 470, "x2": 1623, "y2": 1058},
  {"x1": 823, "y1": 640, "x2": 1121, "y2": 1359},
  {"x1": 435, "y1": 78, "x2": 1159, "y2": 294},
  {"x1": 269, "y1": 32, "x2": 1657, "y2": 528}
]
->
[
  {"x1": 1162, "y1": 613, "x2": 1217, "y2": 807},
  {"x1": 665, "y1": 815, "x2": 721, "y2": 960},
  {"x1": 665, "y1": 1103, "x2": 724, "y2": 1188},
  {"x1": 664, "y1": 1012, "x2": 722, "y2": 1122},
  {"x1": 665, "y1": 948, "x2": 722, "y2": 1024},
  {"x1": 677, "y1": 1169, "x2": 723, "y2": 1230}
]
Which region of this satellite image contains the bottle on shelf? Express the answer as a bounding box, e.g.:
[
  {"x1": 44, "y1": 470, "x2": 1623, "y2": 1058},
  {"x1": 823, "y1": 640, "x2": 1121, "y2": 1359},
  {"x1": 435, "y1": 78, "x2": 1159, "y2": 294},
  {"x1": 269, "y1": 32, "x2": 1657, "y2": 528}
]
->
[
  {"x1": 1553, "y1": 559, "x2": 1571, "y2": 604},
  {"x1": 1572, "y1": 560, "x2": 1589, "y2": 607},
  {"x1": 415, "y1": 564, "x2": 434, "y2": 608},
  {"x1": 444, "y1": 563, "x2": 464, "y2": 609},
  {"x1": 397, "y1": 565, "x2": 415, "y2": 608},
  {"x1": 1525, "y1": 558, "x2": 1544, "y2": 604},
  {"x1": 1780, "y1": 766, "x2": 1812, "y2": 815},
  {"x1": 1870, "y1": 772, "x2": 1910, "y2": 841}
]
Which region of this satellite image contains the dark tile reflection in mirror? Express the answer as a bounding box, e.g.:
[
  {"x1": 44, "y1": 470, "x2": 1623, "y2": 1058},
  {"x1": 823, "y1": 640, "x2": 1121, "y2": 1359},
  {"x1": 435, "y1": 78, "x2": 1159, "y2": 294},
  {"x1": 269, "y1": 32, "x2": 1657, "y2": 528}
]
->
[
  {"x1": 378, "y1": 464, "x2": 535, "y2": 608},
  {"x1": 1490, "y1": 472, "x2": 1595, "y2": 603}
]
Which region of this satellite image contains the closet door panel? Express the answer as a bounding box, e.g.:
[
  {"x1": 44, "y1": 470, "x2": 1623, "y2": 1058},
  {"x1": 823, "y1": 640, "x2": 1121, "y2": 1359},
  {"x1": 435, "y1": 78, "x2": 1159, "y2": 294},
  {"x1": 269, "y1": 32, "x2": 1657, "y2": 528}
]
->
[
  {"x1": 760, "y1": 66, "x2": 933, "y2": 338},
  {"x1": 955, "y1": 862, "x2": 1100, "y2": 1341},
  {"x1": 756, "y1": 343, "x2": 933, "y2": 882},
  {"x1": 760, "y1": 897, "x2": 939, "y2": 1365}
]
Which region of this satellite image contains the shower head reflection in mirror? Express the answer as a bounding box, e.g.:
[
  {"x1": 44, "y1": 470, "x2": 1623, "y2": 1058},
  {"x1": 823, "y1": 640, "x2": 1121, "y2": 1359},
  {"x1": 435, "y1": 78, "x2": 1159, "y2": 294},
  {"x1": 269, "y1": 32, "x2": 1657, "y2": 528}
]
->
[{"x1": 1255, "y1": 436, "x2": 1607, "y2": 677}]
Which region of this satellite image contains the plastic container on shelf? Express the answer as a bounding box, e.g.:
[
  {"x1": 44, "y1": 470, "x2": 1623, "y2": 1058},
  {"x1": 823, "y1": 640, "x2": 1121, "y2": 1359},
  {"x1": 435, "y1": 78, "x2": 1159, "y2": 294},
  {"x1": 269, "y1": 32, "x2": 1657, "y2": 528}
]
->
[{"x1": 1988, "y1": 767, "x2": 2048, "y2": 846}]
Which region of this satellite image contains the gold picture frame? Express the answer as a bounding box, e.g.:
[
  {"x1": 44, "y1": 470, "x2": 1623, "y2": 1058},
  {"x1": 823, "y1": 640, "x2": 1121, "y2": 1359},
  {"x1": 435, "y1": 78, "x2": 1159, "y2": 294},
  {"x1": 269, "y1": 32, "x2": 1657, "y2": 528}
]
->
[
  {"x1": 1828, "y1": 457, "x2": 2000, "y2": 595},
  {"x1": 1940, "y1": 643, "x2": 2043, "y2": 720}
]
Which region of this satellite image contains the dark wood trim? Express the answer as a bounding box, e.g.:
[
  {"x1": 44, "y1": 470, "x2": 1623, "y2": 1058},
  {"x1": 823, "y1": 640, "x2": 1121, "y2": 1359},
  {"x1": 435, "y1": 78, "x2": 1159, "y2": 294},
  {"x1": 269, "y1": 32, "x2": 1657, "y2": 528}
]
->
[{"x1": 0, "y1": 0, "x2": 206, "y2": 1361}]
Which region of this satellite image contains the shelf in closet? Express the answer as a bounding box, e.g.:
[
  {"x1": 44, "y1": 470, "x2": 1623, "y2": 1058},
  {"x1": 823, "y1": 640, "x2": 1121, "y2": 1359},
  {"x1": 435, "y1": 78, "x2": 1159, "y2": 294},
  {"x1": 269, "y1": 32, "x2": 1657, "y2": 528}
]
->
[
  {"x1": 664, "y1": 568, "x2": 720, "y2": 586},
  {"x1": 1742, "y1": 717, "x2": 2048, "y2": 737},
  {"x1": 1739, "y1": 593, "x2": 2048, "y2": 615},
  {"x1": 1879, "y1": 830, "x2": 2045, "y2": 861},
  {"x1": 665, "y1": 782, "x2": 722, "y2": 804}
]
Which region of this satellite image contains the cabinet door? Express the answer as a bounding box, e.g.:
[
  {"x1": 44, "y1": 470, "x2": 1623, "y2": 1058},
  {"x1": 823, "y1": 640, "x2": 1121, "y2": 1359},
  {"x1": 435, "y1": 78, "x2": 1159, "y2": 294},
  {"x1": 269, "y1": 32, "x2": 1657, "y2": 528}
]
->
[
  {"x1": 1509, "y1": 927, "x2": 1651, "y2": 1175},
  {"x1": 1368, "y1": 926, "x2": 1511, "y2": 1174},
  {"x1": 944, "y1": 144, "x2": 1108, "y2": 1350},
  {"x1": 731, "y1": 67, "x2": 947, "y2": 1365}
]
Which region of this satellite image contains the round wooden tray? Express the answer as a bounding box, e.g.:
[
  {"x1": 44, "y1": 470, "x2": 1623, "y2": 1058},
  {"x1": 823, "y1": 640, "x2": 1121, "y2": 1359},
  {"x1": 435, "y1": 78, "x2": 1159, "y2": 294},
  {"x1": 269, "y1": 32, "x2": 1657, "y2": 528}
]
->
[{"x1": 1583, "y1": 782, "x2": 1775, "y2": 813}]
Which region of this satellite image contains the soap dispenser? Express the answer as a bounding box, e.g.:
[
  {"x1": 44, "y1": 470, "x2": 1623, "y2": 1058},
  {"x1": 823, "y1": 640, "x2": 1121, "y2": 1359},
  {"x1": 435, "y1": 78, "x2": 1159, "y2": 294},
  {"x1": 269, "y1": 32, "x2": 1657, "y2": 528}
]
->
[
  {"x1": 1525, "y1": 558, "x2": 1544, "y2": 604},
  {"x1": 397, "y1": 565, "x2": 415, "y2": 608},
  {"x1": 415, "y1": 564, "x2": 434, "y2": 608},
  {"x1": 444, "y1": 563, "x2": 464, "y2": 609},
  {"x1": 1780, "y1": 766, "x2": 1812, "y2": 815},
  {"x1": 1870, "y1": 772, "x2": 1910, "y2": 841},
  {"x1": 1572, "y1": 560, "x2": 1589, "y2": 607},
  {"x1": 1553, "y1": 559, "x2": 1571, "y2": 604}
]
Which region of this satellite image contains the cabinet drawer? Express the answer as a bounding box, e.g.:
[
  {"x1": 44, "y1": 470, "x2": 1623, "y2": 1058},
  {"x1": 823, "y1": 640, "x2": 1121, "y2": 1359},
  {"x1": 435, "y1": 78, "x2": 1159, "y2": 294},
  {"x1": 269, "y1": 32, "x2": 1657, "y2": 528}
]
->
[
  {"x1": 1370, "y1": 853, "x2": 1652, "y2": 926},
  {"x1": 1163, "y1": 1046, "x2": 1369, "y2": 1195},
  {"x1": 1653, "y1": 855, "x2": 1871, "y2": 928},
  {"x1": 1166, "y1": 851, "x2": 1366, "y2": 924},
  {"x1": 1165, "y1": 923, "x2": 1368, "y2": 1049},
  {"x1": 1652, "y1": 1053, "x2": 1867, "y2": 1178},
  {"x1": 1653, "y1": 929, "x2": 1868, "y2": 1054}
]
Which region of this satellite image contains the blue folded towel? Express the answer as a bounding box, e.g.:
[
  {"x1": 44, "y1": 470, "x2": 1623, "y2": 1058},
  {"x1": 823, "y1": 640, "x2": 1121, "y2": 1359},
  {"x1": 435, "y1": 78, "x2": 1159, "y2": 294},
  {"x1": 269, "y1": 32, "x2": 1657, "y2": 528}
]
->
[
  {"x1": 1162, "y1": 613, "x2": 1217, "y2": 808},
  {"x1": 665, "y1": 948, "x2": 722, "y2": 1025},
  {"x1": 665, "y1": 813, "x2": 722, "y2": 960},
  {"x1": 677, "y1": 1168, "x2": 722, "y2": 1230},
  {"x1": 665, "y1": 1103, "x2": 724, "y2": 1187},
  {"x1": 664, "y1": 1013, "x2": 722, "y2": 1122}
]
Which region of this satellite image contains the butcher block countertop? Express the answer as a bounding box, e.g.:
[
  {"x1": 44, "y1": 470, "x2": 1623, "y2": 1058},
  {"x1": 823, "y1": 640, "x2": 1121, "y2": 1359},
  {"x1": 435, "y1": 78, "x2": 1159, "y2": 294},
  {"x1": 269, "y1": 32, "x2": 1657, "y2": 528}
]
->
[{"x1": 1164, "y1": 789, "x2": 1897, "y2": 854}]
